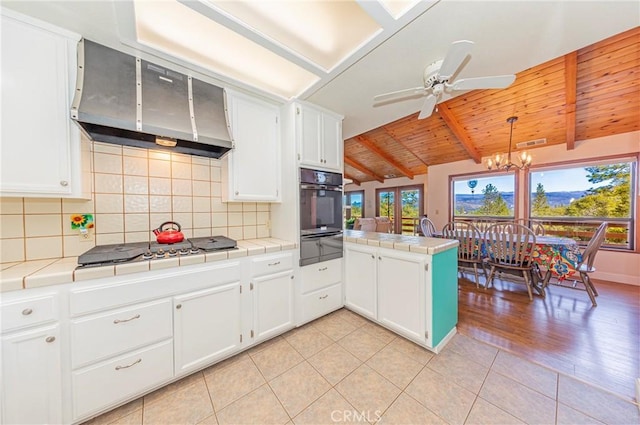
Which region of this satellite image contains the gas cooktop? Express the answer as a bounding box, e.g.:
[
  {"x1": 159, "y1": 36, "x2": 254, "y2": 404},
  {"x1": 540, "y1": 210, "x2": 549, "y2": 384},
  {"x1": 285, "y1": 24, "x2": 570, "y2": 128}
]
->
[{"x1": 77, "y1": 236, "x2": 237, "y2": 268}]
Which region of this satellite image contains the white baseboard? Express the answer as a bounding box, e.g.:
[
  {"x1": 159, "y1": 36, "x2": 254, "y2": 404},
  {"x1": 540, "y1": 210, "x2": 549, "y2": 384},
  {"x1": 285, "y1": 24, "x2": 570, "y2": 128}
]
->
[{"x1": 593, "y1": 271, "x2": 639, "y2": 286}]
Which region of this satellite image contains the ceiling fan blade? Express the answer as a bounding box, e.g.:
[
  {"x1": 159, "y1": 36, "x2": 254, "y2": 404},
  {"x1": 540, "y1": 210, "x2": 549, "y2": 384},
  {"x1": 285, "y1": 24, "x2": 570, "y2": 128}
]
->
[
  {"x1": 374, "y1": 86, "x2": 426, "y2": 103},
  {"x1": 438, "y1": 40, "x2": 474, "y2": 81},
  {"x1": 418, "y1": 94, "x2": 437, "y2": 119},
  {"x1": 451, "y1": 75, "x2": 516, "y2": 90}
]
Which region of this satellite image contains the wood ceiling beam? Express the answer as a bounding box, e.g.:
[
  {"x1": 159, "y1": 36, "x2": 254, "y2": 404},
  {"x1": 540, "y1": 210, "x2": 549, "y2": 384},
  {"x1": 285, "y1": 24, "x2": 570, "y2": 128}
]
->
[
  {"x1": 564, "y1": 51, "x2": 578, "y2": 150},
  {"x1": 344, "y1": 156, "x2": 385, "y2": 183},
  {"x1": 437, "y1": 104, "x2": 482, "y2": 164},
  {"x1": 343, "y1": 173, "x2": 361, "y2": 186},
  {"x1": 382, "y1": 126, "x2": 429, "y2": 167},
  {"x1": 354, "y1": 135, "x2": 415, "y2": 179}
]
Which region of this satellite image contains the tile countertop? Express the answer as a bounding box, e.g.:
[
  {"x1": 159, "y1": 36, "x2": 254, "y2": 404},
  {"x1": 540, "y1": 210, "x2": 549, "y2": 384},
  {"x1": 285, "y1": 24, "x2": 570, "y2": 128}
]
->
[
  {"x1": 344, "y1": 229, "x2": 458, "y2": 255},
  {"x1": 0, "y1": 238, "x2": 296, "y2": 293}
]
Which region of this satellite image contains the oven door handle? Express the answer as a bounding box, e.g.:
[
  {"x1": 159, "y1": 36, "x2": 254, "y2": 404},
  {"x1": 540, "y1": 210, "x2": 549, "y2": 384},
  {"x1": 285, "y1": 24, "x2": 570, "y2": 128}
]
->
[
  {"x1": 301, "y1": 232, "x2": 343, "y2": 240},
  {"x1": 300, "y1": 184, "x2": 342, "y2": 191}
]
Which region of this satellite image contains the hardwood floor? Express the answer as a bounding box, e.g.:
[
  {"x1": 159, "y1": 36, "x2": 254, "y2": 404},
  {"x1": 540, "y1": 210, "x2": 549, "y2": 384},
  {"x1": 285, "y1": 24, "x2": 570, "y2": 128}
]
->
[{"x1": 457, "y1": 274, "x2": 640, "y2": 402}]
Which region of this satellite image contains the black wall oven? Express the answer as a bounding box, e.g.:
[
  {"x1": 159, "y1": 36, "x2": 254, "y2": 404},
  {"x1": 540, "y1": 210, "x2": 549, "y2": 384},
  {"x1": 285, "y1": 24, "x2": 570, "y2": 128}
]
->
[{"x1": 299, "y1": 168, "x2": 343, "y2": 266}]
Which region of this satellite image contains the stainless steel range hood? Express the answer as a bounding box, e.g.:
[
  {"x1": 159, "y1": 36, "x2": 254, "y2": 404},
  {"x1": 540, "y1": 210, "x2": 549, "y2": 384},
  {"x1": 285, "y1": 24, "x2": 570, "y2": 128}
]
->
[{"x1": 71, "y1": 39, "x2": 232, "y2": 158}]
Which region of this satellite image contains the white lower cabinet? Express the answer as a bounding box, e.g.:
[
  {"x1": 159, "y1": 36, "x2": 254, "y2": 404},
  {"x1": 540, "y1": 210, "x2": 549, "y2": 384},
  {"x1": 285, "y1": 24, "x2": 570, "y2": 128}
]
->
[
  {"x1": 173, "y1": 282, "x2": 242, "y2": 375},
  {"x1": 252, "y1": 270, "x2": 294, "y2": 342},
  {"x1": 249, "y1": 252, "x2": 295, "y2": 343},
  {"x1": 72, "y1": 340, "x2": 173, "y2": 419},
  {"x1": 298, "y1": 258, "x2": 343, "y2": 324},
  {"x1": 70, "y1": 299, "x2": 173, "y2": 369},
  {"x1": 1, "y1": 324, "x2": 62, "y2": 425},
  {"x1": 344, "y1": 242, "x2": 459, "y2": 352},
  {"x1": 344, "y1": 244, "x2": 377, "y2": 319},
  {"x1": 300, "y1": 283, "x2": 342, "y2": 323},
  {"x1": 1, "y1": 250, "x2": 301, "y2": 423},
  {"x1": 345, "y1": 244, "x2": 427, "y2": 344},
  {"x1": 377, "y1": 250, "x2": 427, "y2": 343}
]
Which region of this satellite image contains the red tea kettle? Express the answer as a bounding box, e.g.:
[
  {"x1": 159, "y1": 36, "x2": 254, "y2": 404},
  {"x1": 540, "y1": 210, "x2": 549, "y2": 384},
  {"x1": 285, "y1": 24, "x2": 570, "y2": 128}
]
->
[{"x1": 153, "y1": 221, "x2": 184, "y2": 244}]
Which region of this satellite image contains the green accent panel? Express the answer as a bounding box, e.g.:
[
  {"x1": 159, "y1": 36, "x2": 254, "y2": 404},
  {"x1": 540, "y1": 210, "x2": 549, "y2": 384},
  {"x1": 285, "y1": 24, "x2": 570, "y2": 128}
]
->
[{"x1": 431, "y1": 247, "x2": 458, "y2": 346}]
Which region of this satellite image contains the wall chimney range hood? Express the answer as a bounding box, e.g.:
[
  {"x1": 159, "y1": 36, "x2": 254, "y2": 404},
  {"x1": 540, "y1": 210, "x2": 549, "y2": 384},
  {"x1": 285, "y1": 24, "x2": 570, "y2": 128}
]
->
[{"x1": 71, "y1": 39, "x2": 233, "y2": 158}]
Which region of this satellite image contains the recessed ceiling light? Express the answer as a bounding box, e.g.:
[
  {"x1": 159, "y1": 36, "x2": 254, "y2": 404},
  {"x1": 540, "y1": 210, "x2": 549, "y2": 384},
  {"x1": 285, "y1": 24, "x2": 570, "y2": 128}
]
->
[{"x1": 133, "y1": 0, "x2": 320, "y2": 98}]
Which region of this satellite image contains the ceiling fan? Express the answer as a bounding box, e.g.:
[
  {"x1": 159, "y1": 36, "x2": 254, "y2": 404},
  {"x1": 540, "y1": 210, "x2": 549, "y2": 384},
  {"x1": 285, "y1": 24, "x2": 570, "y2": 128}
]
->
[{"x1": 373, "y1": 40, "x2": 516, "y2": 119}]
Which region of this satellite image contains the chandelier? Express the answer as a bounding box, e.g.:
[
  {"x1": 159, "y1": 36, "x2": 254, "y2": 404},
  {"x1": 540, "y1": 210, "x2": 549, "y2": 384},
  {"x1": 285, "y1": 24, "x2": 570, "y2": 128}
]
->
[{"x1": 486, "y1": 116, "x2": 532, "y2": 171}]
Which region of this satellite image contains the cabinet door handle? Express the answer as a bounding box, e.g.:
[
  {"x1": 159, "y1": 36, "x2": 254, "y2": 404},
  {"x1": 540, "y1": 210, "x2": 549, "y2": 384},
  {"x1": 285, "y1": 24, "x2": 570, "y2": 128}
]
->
[
  {"x1": 45, "y1": 336, "x2": 56, "y2": 343},
  {"x1": 113, "y1": 314, "x2": 140, "y2": 324},
  {"x1": 176, "y1": 304, "x2": 182, "y2": 309},
  {"x1": 378, "y1": 256, "x2": 382, "y2": 260},
  {"x1": 371, "y1": 255, "x2": 375, "y2": 259},
  {"x1": 60, "y1": 180, "x2": 69, "y2": 187},
  {"x1": 22, "y1": 308, "x2": 33, "y2": 315},
  {"x1": 319, "y1": 294, "x2": 328, "y2": 300},
  {"x1": 318, "y1": 267, "x2": 328, "y2": 271},
  {"x1": 115, "y1": 358, "x2": 142, "y2": 371},
  {"x1": 268, "y1": 261, "x2": 281, "y2": 266}
]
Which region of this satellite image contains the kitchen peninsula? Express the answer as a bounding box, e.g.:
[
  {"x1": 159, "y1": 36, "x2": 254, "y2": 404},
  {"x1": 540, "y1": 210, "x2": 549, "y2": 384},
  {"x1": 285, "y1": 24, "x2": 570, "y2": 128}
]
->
[{"x1": 343, "y1": 229, "x2": 459, "y2": 353}]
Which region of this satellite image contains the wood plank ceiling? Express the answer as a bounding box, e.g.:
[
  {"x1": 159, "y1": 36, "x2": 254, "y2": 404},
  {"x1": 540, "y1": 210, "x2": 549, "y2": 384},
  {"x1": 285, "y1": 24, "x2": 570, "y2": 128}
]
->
[{"x1": 343, "y1": 27, "x2": 640, "y2": 185}]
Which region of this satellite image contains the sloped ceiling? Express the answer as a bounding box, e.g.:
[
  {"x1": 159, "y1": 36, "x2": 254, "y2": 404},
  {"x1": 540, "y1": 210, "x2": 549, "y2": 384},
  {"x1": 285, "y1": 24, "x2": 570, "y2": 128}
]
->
[{"x1": 343, "y1": 27, "x2": 640, "y2": 185}]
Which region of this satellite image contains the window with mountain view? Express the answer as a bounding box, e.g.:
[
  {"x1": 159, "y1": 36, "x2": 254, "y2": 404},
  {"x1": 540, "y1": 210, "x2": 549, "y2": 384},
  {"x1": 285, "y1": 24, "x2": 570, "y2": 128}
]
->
[
  {"x1": 452, "y1": 174, "x2": 515, "y2": 219},
  {"x1": 528, "y1": 159, "x2": 635, "y2": 250},
  {"x1": 344, "y1": 191, "x2": 364, "y2": 228}
]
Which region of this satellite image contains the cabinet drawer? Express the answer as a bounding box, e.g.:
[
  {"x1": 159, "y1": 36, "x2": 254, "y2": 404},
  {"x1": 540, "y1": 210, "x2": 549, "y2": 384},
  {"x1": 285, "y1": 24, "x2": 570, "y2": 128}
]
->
[
  {"x1": 71, "y1": 299, "x2": 172, "y2": 369},
  {"x1": 250, "y1": 252, "x2": 293, "y2": 277},
  {"x1": 70, "y1": 261, "x2": 241, "y2": 316},
  {"x1": 72, "y1": 340, "x2": 173, "y2": 420},
  {"x1": 1, "y1": 295, "x2": 57, "y2": 333},
  {"x1": 301, "y1": 258, "x2": 342, "y2": 293},
  {"x1": 301, "y1": 283, "x2": 343, "y2": 324}
]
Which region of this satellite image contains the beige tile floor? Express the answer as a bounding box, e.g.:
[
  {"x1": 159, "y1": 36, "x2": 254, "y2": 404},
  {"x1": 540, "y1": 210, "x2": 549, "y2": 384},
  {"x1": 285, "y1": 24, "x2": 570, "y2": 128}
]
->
[{"x1": 83, "y1": 309, "x2": 639, "y2": 425}]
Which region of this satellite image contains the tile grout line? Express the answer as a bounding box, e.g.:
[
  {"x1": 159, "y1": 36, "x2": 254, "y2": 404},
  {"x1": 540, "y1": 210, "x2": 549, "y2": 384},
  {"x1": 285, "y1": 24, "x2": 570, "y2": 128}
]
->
[{"x1": 200, "y1": 370, "x2": 220, "y2": 425}]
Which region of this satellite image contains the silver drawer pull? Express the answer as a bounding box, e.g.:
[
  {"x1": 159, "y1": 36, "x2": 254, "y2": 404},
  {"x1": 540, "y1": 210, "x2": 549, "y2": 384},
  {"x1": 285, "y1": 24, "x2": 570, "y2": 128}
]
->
[
  {"x1": 268, "y1": 261, "x2": 281, "y2": 266},
  {"x1": 45, "y1": 336, "x2": 56, "y2": 343},
  {"x1": 318, "y1": 267, "x2": 328, "y2": 271},
  {"x1": 22, "y1": 308, "x2": 33, "y2": 315},
  {"x1": 319, "y1": 295, "x2": 329, "y2": 300},
  {"x1": 113, "y1": 314, "x2": 140, "y2": 324},
  {"x1": 115, "y1": 358, "x2": 142, "y2": 370}
]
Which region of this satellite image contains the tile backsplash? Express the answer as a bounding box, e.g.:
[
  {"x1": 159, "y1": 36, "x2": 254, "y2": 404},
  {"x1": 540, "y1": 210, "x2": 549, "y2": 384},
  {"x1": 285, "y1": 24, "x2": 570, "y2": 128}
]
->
[{"x1": 0, "y1": 142, "x2": 270, "y2": 263}]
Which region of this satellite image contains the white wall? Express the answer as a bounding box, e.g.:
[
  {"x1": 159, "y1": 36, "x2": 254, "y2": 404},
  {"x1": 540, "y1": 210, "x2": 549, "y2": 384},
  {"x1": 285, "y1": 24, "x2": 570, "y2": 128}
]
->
[
  {"x1": 427, "y1": 131, "x2": 640, "y2": 285},
  {"x1": 344, "y1": 175, "x2": 428, "y2": 218}
]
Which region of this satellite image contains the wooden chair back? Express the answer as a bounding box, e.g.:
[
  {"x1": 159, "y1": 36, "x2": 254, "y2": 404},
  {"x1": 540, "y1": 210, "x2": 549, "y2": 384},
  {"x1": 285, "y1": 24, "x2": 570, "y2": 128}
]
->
[
  {"x1": 420, "y1": 217, "x2": 437, "y2": 237},
  {"x1": 484, "y1": 223, "x2": 536, "y2": 268},
  {"x1": 580, "y1": 222, "x2": 608, "y2": 270},
  {"x1": 442, "y1": 221, "x2": 483, "y2": 262}
]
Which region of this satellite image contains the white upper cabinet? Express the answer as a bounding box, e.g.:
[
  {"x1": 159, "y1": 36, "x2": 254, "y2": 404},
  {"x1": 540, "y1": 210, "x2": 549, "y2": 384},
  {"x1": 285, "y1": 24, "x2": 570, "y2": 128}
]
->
[
  {"x1": 296, "y1": 102, "x2": 343, "y2": 172},
  {"x1": 223, "y1": 89, "x2": 281, "y2": 202},
  {"x1": 0, "y1": 9, "x2": 88, "y2": 198}
]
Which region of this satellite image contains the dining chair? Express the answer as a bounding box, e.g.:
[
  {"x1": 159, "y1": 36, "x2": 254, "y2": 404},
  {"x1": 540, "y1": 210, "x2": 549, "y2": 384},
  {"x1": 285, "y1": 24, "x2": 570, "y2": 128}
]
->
[
  {"x1": 545, "y1": 222, "x2": 608, "y2": 306},
  {"x1": 420, "y1": 217, "x2": 437, "y2": 237},
  {"x1": 442, "y1": 221, "x2": 486, "y2": 288},
  {"x1": 483, "y1": 222, "x2": 537, "y2": 300}
]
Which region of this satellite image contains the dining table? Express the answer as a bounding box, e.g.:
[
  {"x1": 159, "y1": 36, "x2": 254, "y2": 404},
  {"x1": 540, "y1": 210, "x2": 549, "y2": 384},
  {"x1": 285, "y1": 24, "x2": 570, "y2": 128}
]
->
[
  {"x1": 482, "y1": 234, "x2": 581, "y2": 294},
  {"x1": 434, "y1": 230, "x2": 582, "y2": 296}
]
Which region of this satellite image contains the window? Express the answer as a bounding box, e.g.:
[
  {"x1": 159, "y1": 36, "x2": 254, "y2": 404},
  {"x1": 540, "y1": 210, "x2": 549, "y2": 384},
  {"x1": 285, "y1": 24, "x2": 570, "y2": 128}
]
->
[
  {"x1": 375, "y1": 185, "x2": 423, "y2": 234},
  {"x1": 528, "y1": 158, "x2": 636, "y2": 250},
  {"x1": 452, "y1": 174, "x2": 516, "y2": 219},
  {"x1": 344, "y1": 190, "x2": 364, "y2": 227}
]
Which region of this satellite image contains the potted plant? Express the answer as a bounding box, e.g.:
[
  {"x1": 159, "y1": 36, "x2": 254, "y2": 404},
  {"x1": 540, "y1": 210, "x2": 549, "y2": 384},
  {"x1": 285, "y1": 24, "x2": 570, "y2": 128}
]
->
[{"x1": 345, "y1": 217, "x2": 356, "y2": 229}]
